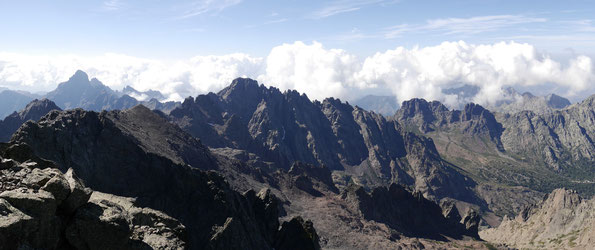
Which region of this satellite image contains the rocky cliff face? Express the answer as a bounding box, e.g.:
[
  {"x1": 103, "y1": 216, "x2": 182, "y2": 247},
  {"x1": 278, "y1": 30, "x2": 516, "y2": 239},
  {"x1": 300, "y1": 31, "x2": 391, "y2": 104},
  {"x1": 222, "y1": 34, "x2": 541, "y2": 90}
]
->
[
  {"x1": 394, "y1": 95, "x2": 595, "y2": 217},
  {"x1": 8, "y1": 106, "x2": 320, "y2": 250},
  {"x1": 395, "y1": 98, "x2": 504, "y2": 150},
  {"x1": 480, "y1": 188, "x2": 595, "y2": 249},
  {"x1": 499, "y1": 95, "x2": 595, "y2": 173},
  {"x1": 0, "y1": 153, "x2": 186, "y2": 249},
  {"x1": 0, "y1": 99, "x2": 61, "y2": 142},
  {"x1": 169, "y1": 78, "x2": 478, "y2": 203}
]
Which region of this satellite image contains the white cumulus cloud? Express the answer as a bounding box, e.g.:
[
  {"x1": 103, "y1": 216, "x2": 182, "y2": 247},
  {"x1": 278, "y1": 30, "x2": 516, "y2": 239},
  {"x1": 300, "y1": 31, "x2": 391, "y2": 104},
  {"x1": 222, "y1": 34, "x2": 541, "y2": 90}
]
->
[{"x1": 0, "y1": 40, "x2": 593, "y2": 108}]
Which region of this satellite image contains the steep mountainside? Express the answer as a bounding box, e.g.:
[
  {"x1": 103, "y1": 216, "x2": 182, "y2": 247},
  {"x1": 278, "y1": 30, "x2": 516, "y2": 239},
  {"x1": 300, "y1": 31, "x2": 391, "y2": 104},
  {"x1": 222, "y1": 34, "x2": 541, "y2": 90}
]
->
[
  {"x1": 394, "y1": 96, "x2": 595, "y2": 218},
  {"x1": 498, "y1": 95, "x2": 595, "y2": 175},
  {"x1": 0, "y1": 99, "x2": 61, "y2": 142},
  {"x1": 169, "y1": 78, "x2": 479, "y2": 204},
  {"x1": 480, "y1": 188, "x2": 595, "y2": 249}
]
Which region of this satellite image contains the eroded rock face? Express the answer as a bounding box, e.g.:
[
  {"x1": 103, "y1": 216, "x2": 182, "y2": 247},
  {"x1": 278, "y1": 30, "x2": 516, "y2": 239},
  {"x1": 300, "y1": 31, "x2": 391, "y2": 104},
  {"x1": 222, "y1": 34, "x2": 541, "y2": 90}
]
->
[
  {"x1": 0, "y1": 156, "x2": 186, "y2": 249},
  {"x1": 168, "y1": 78, "x2": 478, "y2": 203},
  {"x1": 480, "y1": 188, "x2": 595, "y2": 249},
  {"x1": 395, "y1": 99, "x2": 504, "y2": 150},
  {"x1": 499, "y1": 95, "x2": 595, "y2": 172}
]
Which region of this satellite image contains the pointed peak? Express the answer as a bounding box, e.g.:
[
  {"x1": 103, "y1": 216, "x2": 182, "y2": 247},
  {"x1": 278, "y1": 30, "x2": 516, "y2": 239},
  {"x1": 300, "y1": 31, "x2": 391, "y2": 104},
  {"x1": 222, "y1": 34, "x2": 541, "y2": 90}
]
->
[
  {"x1": 225, "y1": 78, "x2": 261, "y2": 94},
  {"x1": 218, "y1": 77, "x2": 264, "y2": 100},
  {"x1": 545, "y1": 93, "x2": 571, "y2": 109},
  {"x1": 24, "y1": 98, "x2": 58, "y2": 108},
  {"x1": 462, "y1": 103, "x2": 490, "y2": 117},
  {"x1": 70, "y1": 70, "x2": 90, "y2": 82},
  {"x1": 16, "y1": 98, "x2": 61, "y2": 121}
]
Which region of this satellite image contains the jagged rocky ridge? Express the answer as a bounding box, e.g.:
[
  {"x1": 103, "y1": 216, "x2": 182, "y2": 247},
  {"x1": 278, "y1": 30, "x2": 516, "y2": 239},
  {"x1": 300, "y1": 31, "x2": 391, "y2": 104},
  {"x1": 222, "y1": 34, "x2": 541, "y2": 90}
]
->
[
  {"x1": 395, "y1": 98, "x2": 504, "y2": 150},
  {"x1": 7, "y1": 101, "x2": 486, "y2": 249},
  {"x1": 169, "y1": 78, "x2": 479, "y2": 204},
  {"x1": 7, "y1": 105, "x2": 321, "y2": 250},
  {"x1": 43, "y1": 70, "x2": 180, "y2": 113},
  {"x1": 480, "y1": 188, "x2": 595, "y2": 249},
  {"x1": 395, "y1": 96, "x2": 595, "y2": 193},
  {"x1": 0, "y1": 152, "x2": 186, "y2": 249},
  {"x1": 0, "y1": 98, "x2": 61, "y2": 142}
]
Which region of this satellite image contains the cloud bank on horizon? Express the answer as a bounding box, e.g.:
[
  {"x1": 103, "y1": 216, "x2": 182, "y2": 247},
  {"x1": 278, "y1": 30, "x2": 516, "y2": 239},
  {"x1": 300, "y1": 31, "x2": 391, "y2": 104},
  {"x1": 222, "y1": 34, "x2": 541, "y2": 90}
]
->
[{"x1": 0, "y1": 40, "x2": 593, "y2": 108}]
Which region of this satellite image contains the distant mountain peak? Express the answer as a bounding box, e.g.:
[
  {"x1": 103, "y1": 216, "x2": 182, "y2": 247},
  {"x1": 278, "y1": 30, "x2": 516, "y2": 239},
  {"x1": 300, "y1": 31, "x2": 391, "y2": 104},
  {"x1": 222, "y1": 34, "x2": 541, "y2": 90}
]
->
[
  {"x1": 20, "y1": 98, "x2": 60, "y2": 117},
  {"x1": 70, "y1": 69, "x2": 90, "y2": 82},
  {"x1": 0, "y1": 98, "x2": 61, "y2": 142},
  {"x1": 545, "y1": 93, "x2": 572, "y2": 109},
  {"x1": 230, "y1": 77, "x2": 259, "y2": 88}
]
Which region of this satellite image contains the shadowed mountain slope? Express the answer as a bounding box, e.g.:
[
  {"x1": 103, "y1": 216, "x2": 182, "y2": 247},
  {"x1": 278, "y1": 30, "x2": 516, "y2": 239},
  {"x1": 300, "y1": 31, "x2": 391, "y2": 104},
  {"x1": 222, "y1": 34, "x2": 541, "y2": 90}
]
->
[{"x1": 8, "y1": 105, "x2": 319, "y2": 249}]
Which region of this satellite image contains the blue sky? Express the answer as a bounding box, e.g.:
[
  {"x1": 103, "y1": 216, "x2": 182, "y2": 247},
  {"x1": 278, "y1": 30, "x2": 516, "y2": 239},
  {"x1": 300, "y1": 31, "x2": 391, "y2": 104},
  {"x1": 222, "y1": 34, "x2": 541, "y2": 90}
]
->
[
  {"x1": 1, "y1": 0, "x2": 595, "y2": 58},
  {"x1": 0, "y1": 0, "x2": 594, "y2": 106}
]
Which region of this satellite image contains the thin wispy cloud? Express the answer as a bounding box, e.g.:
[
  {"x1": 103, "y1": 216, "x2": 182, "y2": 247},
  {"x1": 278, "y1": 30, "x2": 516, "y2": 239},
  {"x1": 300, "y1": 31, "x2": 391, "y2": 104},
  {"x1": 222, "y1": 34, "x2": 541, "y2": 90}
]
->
[
  {"x1": 102, "y1": 0, "x2": 124, "y2": 11},
  {"x1": 177, "y1": 0, "x2": 242, "y2": 19},
  {"x1": 385, "y1": 15, "x2": 547, "y2": 38},
  {"x1": 563, "y1": 19, "x2": 595, "y2": 32},
  {"x1": 265, "y1": 18, "x2": 288, "y2": 25},
  {"x1": 309, "y1": 0, "x2": 391, "y2": 19},
  {"x1": 246, "y1": 18, "x2": 289, "y2": 29}
]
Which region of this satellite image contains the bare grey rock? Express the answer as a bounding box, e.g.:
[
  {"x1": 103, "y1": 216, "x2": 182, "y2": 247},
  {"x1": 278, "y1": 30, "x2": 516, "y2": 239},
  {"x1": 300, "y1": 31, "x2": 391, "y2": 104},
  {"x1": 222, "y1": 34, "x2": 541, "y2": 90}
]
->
[
  {"x1": 0, "y1": 156, "x2": 187, "y2": 249},
  {"x1": 481, "y1": 188, "x2": 595, "y2": 249},
  {"x1": 63, "y1": 168, "x2": 93, "y2": 214}
]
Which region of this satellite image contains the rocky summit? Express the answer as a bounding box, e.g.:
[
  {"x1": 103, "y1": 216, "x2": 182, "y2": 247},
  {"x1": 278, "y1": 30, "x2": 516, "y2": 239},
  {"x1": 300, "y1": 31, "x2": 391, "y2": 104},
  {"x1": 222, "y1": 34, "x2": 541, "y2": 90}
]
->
[{"x1": 0, "y1": 98, "x2": 61, "y2": 142}]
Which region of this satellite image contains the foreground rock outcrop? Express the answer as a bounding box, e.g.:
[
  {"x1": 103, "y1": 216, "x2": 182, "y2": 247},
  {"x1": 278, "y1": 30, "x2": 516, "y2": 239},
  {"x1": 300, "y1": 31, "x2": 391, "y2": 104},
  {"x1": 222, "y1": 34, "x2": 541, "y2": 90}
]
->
[
  {"x1": 480, "y1": 188, "x2": 595, "y2": 249},
  {"x1": 0, "y1": 156, "x2": 186, "y2": 249}
]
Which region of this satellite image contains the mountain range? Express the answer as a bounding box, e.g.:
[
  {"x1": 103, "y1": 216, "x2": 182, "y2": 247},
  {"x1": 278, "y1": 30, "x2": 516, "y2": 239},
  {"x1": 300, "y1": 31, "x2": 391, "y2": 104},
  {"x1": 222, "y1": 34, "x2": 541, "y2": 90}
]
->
[
  {"x1": 355, "y1": 84, "x2": 573, "y2": 116},
  {"x1": 0, "y1": 71, "x2": 593, "y2": 249},
  {"x1": 0, "y1": 70, "x2": 180, "y2": 120}
]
